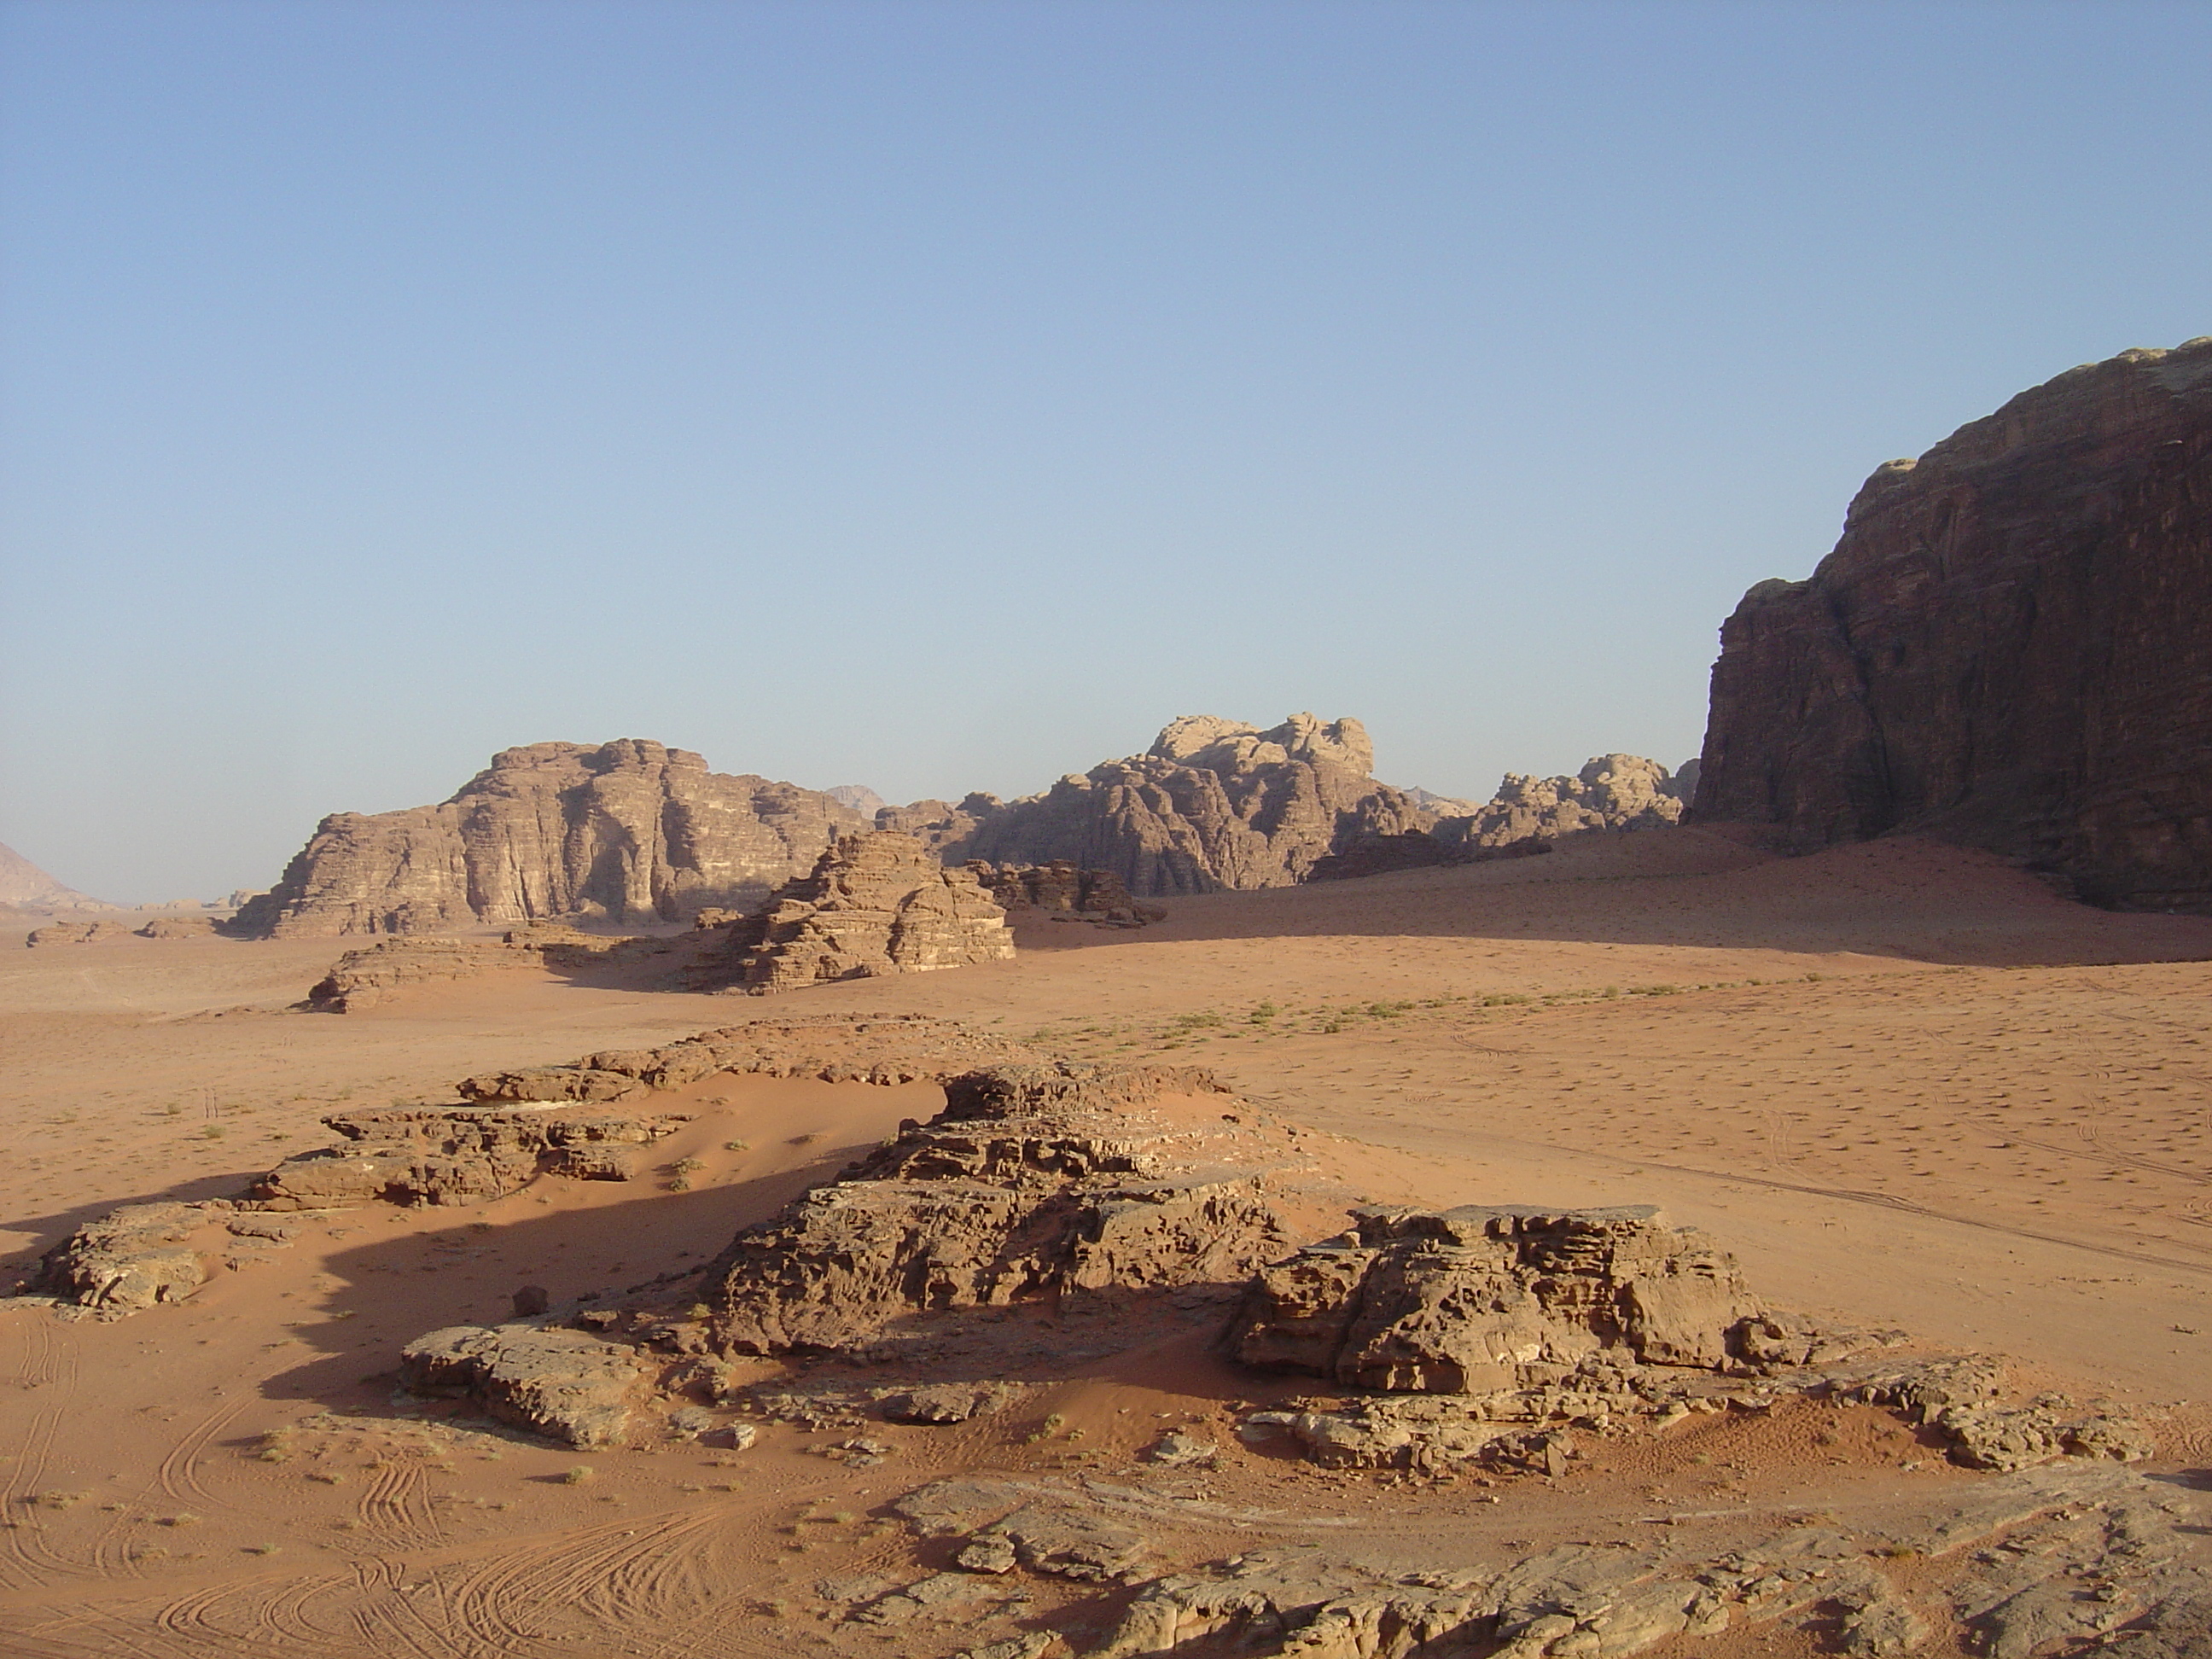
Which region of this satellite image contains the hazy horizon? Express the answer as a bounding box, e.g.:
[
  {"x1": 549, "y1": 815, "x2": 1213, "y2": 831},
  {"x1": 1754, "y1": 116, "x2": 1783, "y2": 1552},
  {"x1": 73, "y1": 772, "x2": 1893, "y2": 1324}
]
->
[{"x1": 5, "y1": 1, "x2": 2209, "y2": 900}]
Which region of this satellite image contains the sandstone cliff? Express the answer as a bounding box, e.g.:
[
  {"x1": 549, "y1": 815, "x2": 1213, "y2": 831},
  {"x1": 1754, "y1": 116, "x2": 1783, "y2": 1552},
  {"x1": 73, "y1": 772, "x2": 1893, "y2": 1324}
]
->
[
  {"x1": 1695, "y1": 339, "x2": 2212, "y2": 910},
  {"x1": 692, "y1": 830, "x2": 1013, "y2": 993},
  {"x1": 232, "y1": 739, "x2": 867, "y2": 937},
  {"x1": 937, "y1": 713, "x2": 1432, "y2": 895}
]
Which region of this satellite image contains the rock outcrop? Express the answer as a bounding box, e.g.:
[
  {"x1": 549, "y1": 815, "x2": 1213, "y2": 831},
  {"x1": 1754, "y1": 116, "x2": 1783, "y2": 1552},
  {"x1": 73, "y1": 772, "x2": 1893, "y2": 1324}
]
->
[
  {"x1": 301, "y1": 925, "x2": 660, "y2": 1010},
  {"x1": 25, "y1": 920, "x2": 135, "y2": 946},
  {"x1": 689, "y1": 832, "x2": 1013, "y2": 993},
  {"x1": 1695, "y1": 339, "x2": 2212, "y2": 911},
  {"x1": 37, "y1": 1202, "x2": 211, "y2": 1311},
  {"x1": 936, "y1": 714, "x2": 1434, "y2": 895},
  {"x1": 969, "y1": 860, "x2": 1166, "y2": 927},
  {"x1": 232, "y1": 738, "x2": 868, "y2": 937},
  {"x1": 250, "y1": 1104, "x2": 690, "y2": 1208},
  {"x1": 455, "y1": 1014, "x2": 1038, "y2": 1104},
  {"x1": 704, "y1": 1062, "x2": 1299, "y2": 1356},
  {"x1": 399, "y1": 1324, "x2": 649, "y2": 1448},
  {"x1": 1432, "y1": 755, "x2": 1691, "y2": 849},
  {"x1": 1231, "y1": 1204, "x2": 1764, "y2": 1393},
  {"x1": 1080, "y1": 1461, "x2": 2199, "y2": 1659}
]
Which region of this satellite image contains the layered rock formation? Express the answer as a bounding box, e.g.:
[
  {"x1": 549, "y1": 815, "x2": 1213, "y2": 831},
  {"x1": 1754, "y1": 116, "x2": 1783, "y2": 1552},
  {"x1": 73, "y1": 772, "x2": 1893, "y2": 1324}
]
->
[
  {"x1": 704, "y1": 1062, "x2": 1298, "y2": 1356},
  {"x1": 1695, "y1": 339, "x2": 2212, "y2": 910},
  {"x1": 233, "y1": 739, "x2": 867, "y2": 937},
  {"x1": 691, "y1": 831, "x2": 1013, "y2": 993},
  {"x1": 939, "y1": 714, "x2": 1434, "y2": 895}
]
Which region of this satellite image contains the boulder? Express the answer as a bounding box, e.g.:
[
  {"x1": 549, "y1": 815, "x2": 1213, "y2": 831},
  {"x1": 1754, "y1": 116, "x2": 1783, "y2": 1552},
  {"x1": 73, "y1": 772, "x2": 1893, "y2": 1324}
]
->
[
  {"x1": 231, "y1": 738, "x2": 869, "y2": 937},
  {"x1": 38, "y1": 1202, "x2": 212, "y2": 1310},
  {"x1": 1694, "y1": 338, "x2": 2212, "y2": 911},
  {"x1": 399, "y1": 1324, "x2": 648, "y2": 1447}
]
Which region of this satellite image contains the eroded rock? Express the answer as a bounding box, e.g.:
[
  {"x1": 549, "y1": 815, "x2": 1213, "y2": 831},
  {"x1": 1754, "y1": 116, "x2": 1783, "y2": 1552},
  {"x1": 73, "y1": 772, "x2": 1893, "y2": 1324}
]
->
[
  {"x1": 704, "y1": 1063, "x2": 1297, "y2": 1357},
  {"x1": 38, "y1": 1202, "x2": 217, "y2": 1310},
  {"x1": 399, "y1": 1323, "x2": 649, "y2": 1447},
  {"x1": 250, "y1": 1104, "x2": 691, "y2": 1208},
  {"x1": 690, "y1": 832, "x2": 1014, "y2": 994}
]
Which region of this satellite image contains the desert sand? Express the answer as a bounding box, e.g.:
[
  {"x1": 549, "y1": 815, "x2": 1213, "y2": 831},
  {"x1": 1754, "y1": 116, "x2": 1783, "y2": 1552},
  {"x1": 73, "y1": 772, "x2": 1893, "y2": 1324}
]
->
[{"x1": 3, "y1": 825, "x2": 2209, "y2": 1656}]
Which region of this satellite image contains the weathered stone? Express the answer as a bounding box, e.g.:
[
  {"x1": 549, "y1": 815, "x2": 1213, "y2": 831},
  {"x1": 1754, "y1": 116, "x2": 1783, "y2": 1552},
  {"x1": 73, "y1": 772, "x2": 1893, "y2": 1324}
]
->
[
  {"x1": 1694, "y1": 338, "x2": 2212, "y2": 911},
  {"x1": 38, "y1": 1202, "x2": 212, "y2": 1310},
  {"x1": 249, "y1": 1104, "x2": 690, "y2": 1208},
  {"x1": 874, "y1": 1382, "x2": 1020, "y2": 1423},
  {"x1": 26, "y1": 920, "x2": 133, "y2": 946},
  {"x1": 399, "y1": 1324, "x2": 648, "y2": 1447},
  {"x1": 1231, "y1": 1204, "x2": 1764, "y2": 1394},
  {"x1": 691, "y1": 832, "x2": 1014, "y2": 994},
  {"x1": 0, "y1": 841, "x2": 107, "y2": 909},
  {"x1": 705, "y1": 1063, "x2": 1293, "y2": 1357},
  {"x1": 232, "y1": 738, "x2": 869, "y2": 936},
  {"x1": 972, "y1": 1501, "x2": 1152, "y2": 1582},
  {"x1": 941, "y1": 713, "x2": 1433, "y2": 896}
]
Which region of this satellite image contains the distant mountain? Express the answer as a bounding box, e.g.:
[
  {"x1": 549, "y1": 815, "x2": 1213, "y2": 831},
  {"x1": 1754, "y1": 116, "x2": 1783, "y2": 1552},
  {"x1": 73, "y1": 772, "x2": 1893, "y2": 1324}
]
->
[
  {"x1": 824, "y1": 784, "x2": 891, "y2": 818},
  {"x1": 0, "y1": 841, "x2": 106, "y2": 909}
]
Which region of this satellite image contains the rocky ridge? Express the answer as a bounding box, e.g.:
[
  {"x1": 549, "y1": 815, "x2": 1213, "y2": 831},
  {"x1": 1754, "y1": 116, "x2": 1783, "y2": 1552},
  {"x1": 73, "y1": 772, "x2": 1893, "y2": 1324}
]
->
[
  {"x1": 232, "y1": 738, "x2": 868, "y2": 937},
  {"x1": 933, "y1": 714, "x2": 1435, "y2": 896},
  {"x1": 1432, "y1": 754, "x2": 1692, "y2": 849},
  {"x1": 1695, "y1": 338, "x2": 2212, "y2": 911}
]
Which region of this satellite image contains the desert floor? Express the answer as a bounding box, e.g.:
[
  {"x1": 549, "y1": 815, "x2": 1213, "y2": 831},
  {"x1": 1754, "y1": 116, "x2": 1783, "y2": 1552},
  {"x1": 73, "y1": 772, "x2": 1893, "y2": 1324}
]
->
[{"x1": 2, "y1": 825, "x2": 2209, "y2": 1656}]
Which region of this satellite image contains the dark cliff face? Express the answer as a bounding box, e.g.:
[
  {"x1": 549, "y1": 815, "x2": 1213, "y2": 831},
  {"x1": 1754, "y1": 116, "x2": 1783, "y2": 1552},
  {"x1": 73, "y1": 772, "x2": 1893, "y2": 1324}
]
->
[{"x1": 1694, "y1": 339, "x2": 2212, "y2": 910}]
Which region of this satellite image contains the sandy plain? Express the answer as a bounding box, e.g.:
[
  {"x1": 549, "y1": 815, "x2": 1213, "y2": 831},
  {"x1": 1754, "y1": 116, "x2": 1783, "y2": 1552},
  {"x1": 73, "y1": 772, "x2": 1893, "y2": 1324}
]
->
[{"x1": 1, "y1": 824, "x2": 2209, "y2": 1657}]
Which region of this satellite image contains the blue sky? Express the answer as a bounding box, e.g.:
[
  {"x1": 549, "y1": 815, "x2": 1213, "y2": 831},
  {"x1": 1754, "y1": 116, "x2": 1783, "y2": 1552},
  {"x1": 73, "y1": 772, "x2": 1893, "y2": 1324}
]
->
[{"x1": 3, "y1": 0, "x2": 2208, "y2": 900}]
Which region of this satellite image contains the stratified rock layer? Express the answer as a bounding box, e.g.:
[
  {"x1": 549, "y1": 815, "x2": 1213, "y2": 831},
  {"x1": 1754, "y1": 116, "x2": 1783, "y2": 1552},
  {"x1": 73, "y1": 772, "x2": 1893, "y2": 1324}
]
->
[
  {"x1": 705, "y1": 1062, "x2": 1298, "y2": 1355},
  {"x1": 692, "y1": 831, "x2": 1013, "y2": 993},
  {"x1": 234, "y1": 738, "x2": 867, "y2": 936},
  {"x1": 1696, "y1": 339, "x2": 2212, "y2": 910},
  {"x1": 940, "y1": 714, "x2": 1433, "y2": 896}
]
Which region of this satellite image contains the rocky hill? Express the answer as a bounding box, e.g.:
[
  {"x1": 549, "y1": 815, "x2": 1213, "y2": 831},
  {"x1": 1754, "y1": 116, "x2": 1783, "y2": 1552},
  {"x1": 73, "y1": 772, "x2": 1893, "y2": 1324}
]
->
[
  {"x1": 1695, "y1": 339, "x2": 2212, "y2": 911},
  {"x1": 1433, "y1": 754, "x2": 1693, "y2": 847},
  {"x1": 232, "y1": 739, "x2": 866, "y2": 937},
  {"x1": 933, "y1": 713, "x2": 1435, "y2": 895},
  {"x1": 0, "y1": 841, "x2": 106, "y2": 909}
]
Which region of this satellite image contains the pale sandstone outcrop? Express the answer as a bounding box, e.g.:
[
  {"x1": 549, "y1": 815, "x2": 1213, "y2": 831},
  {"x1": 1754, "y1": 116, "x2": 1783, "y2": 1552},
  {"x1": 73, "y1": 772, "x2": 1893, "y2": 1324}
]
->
[
  {"x1": 26, "y1": 920, "x2": 134, "y2": 946},
  {"x1": 301, "y1": 925, "x2": 658, "y2": 1011},
  {"x1": 939, "y1": 714, "x2": 1433, "y2": 896},
  {"x1": 456, "y1": 1014, "x2": 1039, "y2": 1103},
  {"x1": 233, "y1": 738, "x2": 868, "y2": 937},
  {"x1": 399, "y1": 1324, "x2": 649, "y2": 1447},
  {"x1": 690, "y1": 831, "x2": 1014, "y2": 994},
  {"x1": 704, "y1": 1062, "x2": 1297, "y2": 1356},
  {"x1": 1080, "y1": 1461, "x2": 2197, "y2": 1659},
  {"x1": 1231, "y1": 1204, "x2": 1763, "y2": 1392},
  {"x1": 250, "y1": 1104, "x2": 690, "y2": 1208},
  {"x1": 1695, "y1": 339, "x2": 2212, "y2": 911},
  {"x1": 37, "y1": 1202, "x2": 212, "y2": 1310}
]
